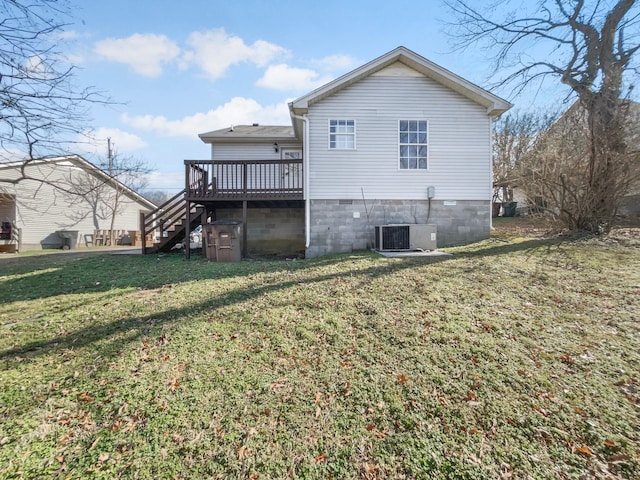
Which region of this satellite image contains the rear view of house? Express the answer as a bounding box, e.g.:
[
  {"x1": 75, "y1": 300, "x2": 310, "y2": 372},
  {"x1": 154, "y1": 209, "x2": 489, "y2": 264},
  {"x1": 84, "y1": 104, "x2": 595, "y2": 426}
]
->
[{"x1": 145, "y1": 46, "x2": 511, "y2": 258}]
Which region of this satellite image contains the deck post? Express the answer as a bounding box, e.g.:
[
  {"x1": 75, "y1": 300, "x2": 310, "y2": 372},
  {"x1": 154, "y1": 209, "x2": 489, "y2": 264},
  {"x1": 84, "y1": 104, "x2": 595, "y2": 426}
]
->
[
  {"x1": 185, "y1": 200, "x2": 191, "y2": 260},
  {"x1": 185, "y1": 163, "x2": 191, "y2": 260},
  {"x1": 140, "y1": 212, "x2": 146, "y2": 253},
  {"x1": 242, "y1": 200, "x2": 247, "y2": 259},
  {"x1": 242, "y1": 163, "x2": 248, "y2": 195}
]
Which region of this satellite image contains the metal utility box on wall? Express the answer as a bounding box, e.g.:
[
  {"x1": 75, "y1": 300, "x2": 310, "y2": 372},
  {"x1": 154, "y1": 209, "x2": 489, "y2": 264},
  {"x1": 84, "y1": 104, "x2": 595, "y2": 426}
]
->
[{"x1": 374, "y1": 224, "x2": 437, "y2": 251}]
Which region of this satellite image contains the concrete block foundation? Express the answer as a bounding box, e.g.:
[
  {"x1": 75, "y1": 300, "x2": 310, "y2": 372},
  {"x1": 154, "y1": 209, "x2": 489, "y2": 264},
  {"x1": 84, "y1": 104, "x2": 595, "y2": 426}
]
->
[
  {"x1": 214, "y1": 207, "x2": 305, "y2": 257},
  {"x1": 305, "y1": 199, "x2": 490, "y2": 258}
]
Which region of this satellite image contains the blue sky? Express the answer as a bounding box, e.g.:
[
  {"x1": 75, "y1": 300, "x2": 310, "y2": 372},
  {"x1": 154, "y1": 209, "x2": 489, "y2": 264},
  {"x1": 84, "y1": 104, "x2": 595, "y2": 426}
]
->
[{"x1": 64, "y1": 0, "x2": 572, "y2": 193}]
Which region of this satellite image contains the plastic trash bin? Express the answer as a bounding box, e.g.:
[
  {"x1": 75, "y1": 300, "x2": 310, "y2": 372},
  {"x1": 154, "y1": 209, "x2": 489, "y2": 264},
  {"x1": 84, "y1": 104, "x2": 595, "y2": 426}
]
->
[
  {"x1": 203, "y1": 224, "x2": 217, "y2": 260},
  {"x1": 502, "y1": 202, "x2": 518, "y2": 217},
  {"x1": 57, "y1": 230, "x2": 79, "y2": 250},
  {"x1": 206, "y1": 220, "x2": 242, "y2": 262}
]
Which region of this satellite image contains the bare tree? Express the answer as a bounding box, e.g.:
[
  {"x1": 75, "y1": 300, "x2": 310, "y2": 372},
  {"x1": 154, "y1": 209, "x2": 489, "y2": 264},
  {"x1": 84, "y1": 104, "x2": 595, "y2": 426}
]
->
[
  {"x1": 493, "y1": 112, "x2": 552, "y2": 206},
  {"x1": 140, "y1": 189, "x2": 173, "y2": 206},
  {"x1": 0, "y1": 0, "x2": 106, "y2": 182},
  {"x1": 65, "y1": 155, "x2": 150, "y2": 243},
  {"x1": 519, "y1": 101, "x2": 640, "y2": 226},
  {"x1": 447, "y1": 0, "x2": 640, "y2": 232}
]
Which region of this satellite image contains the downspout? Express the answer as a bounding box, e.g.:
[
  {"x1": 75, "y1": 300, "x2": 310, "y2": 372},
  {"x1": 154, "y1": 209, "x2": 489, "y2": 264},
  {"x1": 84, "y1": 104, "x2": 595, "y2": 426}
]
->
[
  {"x1": 489, "y1": 114, "x2": 494, "y2": 231},
  {"x1": 291, "y1": 113, "x2": 310, "y2": 248}
]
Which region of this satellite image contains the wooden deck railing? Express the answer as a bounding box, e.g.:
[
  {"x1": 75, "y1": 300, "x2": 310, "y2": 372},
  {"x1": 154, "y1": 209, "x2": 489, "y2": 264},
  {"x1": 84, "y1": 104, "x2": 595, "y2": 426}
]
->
[{"x1": 185, "y1": 159, "x2": 303, "y2": 200}]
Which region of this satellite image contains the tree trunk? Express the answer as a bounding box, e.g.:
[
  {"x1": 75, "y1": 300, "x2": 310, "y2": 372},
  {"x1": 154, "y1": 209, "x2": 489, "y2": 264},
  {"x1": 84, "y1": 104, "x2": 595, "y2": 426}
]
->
[{"x1": 578, "y1": 90, "x2": 627, "y2": 233}]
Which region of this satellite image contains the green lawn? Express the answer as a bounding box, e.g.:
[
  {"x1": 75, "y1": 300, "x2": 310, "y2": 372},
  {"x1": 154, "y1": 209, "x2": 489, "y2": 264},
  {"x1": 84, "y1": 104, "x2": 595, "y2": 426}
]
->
[{"x1": 0, "y1": 233, "x2": 639, "y2": 479}]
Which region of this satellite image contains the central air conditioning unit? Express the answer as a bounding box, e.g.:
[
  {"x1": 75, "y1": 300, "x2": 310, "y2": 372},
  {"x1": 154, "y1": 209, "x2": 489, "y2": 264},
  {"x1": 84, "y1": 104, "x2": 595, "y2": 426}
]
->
[{"x1": 374, "y1": 224, "x2": 437, "y2": 251}]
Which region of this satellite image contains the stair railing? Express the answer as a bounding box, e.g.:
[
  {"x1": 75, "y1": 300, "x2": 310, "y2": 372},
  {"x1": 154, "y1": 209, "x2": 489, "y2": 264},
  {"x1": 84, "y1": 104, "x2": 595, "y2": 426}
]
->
[{"x1": 141, "y1": 189, "x2": 186, "y2": 252}]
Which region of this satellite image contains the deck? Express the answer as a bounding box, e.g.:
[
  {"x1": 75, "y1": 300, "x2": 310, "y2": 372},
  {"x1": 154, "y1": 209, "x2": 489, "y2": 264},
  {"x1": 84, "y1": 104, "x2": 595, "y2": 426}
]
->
[
  {"x1": 141, "y1": 159, "x2": 304, "y2": 257},
  {"x1": 185, "y1": 159, "x2": 303, "y2": 202}
]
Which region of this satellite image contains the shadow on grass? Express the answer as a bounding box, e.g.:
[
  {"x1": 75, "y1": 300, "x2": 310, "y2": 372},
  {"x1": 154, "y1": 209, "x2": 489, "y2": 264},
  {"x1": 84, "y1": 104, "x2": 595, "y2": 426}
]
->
[
  {"x1": 0, "y1": 252, "x2": 449, "y2": 365},
  {"x1": 0, "y1": 235, "x2": 577, "y2": 367},
  {"x1": 452, "y1": 237, "x2": 569, "y2": 258}
]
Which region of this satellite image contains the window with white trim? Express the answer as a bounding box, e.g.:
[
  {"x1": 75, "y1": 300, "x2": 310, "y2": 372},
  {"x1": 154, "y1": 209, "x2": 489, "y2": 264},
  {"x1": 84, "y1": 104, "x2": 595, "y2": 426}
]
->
[
  {"x1": 399, "y1": 120, "x2": 428, "y2": 169},
  {"x1": 329, "y1": 119, "x2": 355, "y2": 149}
]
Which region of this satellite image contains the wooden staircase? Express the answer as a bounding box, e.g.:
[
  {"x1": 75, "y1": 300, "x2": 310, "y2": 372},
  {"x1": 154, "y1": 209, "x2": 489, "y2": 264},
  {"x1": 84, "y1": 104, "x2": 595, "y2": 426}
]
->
[{"x1": 141, "y1": 189, "x2": 206, "y2": 254}]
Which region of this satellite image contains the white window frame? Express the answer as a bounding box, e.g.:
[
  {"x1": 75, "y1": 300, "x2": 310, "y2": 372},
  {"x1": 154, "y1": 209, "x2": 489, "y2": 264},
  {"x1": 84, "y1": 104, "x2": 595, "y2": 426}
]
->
[
  {"x1": 328, "y1": 119, "x2": 356, "y2": 150},
  {"x1": 398, "y1": 119, "x2": 428, "y2": 170}
]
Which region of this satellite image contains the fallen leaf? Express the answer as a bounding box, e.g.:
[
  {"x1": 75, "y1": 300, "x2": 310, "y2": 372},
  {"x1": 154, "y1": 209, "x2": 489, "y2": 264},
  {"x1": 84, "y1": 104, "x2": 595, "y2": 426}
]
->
[
  {"x1": 373, "y1": 430, "x2": 386, "y2": 439},
  {"x1": 88, "y1": 436, "x2": 101, "y2": 451},
  {"x1": 57, "y1": 431, "x2": 74, "y2": 446},
  {"x1": 160, "y1": 448, "x2": 168, "y2": 460},
  {"x1": 169, "y1": 377, "x2": 180, "y2": 391},
  {"x1": 77, "y1": 392, "x2": 94, "y2": 403},
  {"x1": 98, "y1": 452, "x2": 110, "y2": 462},
  {"x1": 123, "y1": 420, "x2": 137, "y2": 432},
  {"x1": 574, "y1": 446, "x2": 592, "y2": 456},
  {"x1": 315, "y1": 453, "x2": 327, "y2": 463},
  {"x1": 604, "y1": 439, "x2": 618, "y2": 448},
  {"x1": 466, "y1": 390, "x2": 477, "y2": 401},
  {"x1": 57, "y1": 455, "x2": 65, "y2": 463},
  {"x1": 560, "y1": 353, "x2": 574, "y2": 364},
  {"x1": 237, "y1": 445, "x2": 249, "y2": 460},
  {"x1": 532, "y1": 405, "x2": 549, "y2": 417},
  {"x1": 396, "y1": 373, "x2": 407, "y2": 384}
]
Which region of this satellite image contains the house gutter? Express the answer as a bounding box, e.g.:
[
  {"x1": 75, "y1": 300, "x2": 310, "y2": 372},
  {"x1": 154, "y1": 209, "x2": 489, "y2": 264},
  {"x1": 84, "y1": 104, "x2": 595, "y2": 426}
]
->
[{"x1": 291, "y1": 113, "x2": 311, "y2": 249}]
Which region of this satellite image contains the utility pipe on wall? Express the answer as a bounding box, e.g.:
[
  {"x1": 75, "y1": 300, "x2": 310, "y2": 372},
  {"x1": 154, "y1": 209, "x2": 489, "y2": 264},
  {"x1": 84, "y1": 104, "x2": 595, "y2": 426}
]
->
[{"x1": 291, "y1": 113, "x2": 310, "y2": 249}]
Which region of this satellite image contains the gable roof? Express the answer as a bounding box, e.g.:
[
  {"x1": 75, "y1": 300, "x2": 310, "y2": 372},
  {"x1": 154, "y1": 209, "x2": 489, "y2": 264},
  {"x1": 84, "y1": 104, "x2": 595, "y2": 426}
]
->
[
  {"x1": 289, "y1": 46, "x2": 511, "y2": 118},
  {"x1": 199, "y1": 125, "x2": 295, "y2": 144},
  {"x1": 0, "y1": 155, "x2": 157, "y2": 210}
]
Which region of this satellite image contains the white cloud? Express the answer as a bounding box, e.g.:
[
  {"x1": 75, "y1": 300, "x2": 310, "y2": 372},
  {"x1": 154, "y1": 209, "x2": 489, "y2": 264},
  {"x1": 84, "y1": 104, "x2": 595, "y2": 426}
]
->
[
  {"x1": 182, "y1": 28, "x2": 289, "y2": 79},
  {"x1": 122, "y1": 97, "x2": 291, "y2": 137},
  {"x1": 145, "y1": 170, "x2": 185, "y2": 190},
  {"x1": 256, "y1": 64, "x2": 333, "y2": 91},
  {"x1": 25, "y1": 55, "x2": 47, "y2": 75},
  {"x1": 93, "y1": 33, "x2": 180, "y2": 77},
  {"x1": 51, "y1": 30, "x2": 84, "y2": 41},
  {"x1": 311, "y1": 54, "x2": 358, "y2": 71},
  {"x1": 78, "y1": 128, "x2": 148, "y2": 157}
]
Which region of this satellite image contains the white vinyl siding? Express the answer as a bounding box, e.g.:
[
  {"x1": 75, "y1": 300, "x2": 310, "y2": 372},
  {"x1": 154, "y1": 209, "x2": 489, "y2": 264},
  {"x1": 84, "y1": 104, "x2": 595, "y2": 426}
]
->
[
  {"x1": 306, "y1": 71, "x2": 491, "y2": 200},
  {"x1": 328, "y1": 120, "x2": 355, "y2": 149},
  {"x1": 0, "y1": 161, "x2": 152, "y2": 248},
  {"x1": 210, "y1": 142, "x2": 302, "y2": 161}
]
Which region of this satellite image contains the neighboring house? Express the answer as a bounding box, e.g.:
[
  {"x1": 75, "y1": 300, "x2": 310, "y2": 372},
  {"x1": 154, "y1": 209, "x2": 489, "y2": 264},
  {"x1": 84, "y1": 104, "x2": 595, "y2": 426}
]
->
[
  {"x1": 0, "y1": 155, "x2": 156, "y2": 252},
  {"x1": 145, "y1": 46, "x2": 511, "y2": 258}
]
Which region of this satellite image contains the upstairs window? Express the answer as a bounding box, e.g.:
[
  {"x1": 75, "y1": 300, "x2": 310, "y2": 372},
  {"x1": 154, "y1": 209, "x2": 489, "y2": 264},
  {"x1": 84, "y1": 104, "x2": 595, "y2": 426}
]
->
[
  {"x1": 399, "y1": 120, "x2": 428, "y2": 169},
  {"x1": 329, "y1": 120, "x2": 355, "y2": 149}
]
